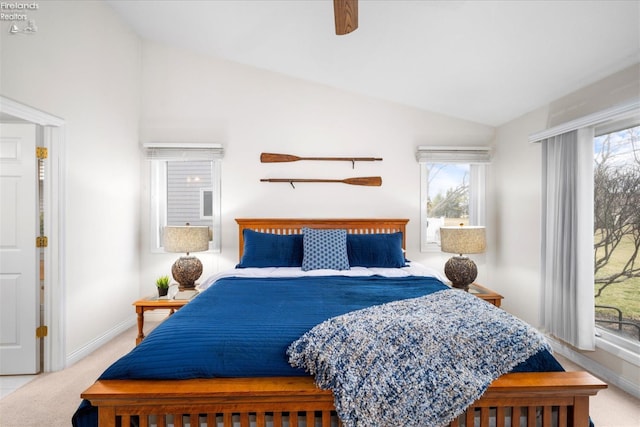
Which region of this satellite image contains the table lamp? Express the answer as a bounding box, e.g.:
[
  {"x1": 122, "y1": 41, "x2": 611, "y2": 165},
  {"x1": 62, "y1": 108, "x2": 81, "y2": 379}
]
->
[
  {"x1": 440, "y1": 225, "x2": 486, "y2": 291},
  {"x1": 163, "y1": 224, "x2": 210, "y2": 290}
]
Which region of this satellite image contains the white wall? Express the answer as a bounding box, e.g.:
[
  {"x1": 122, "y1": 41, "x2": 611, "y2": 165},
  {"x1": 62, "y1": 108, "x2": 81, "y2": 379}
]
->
[
  {"x1": 138, "y1": 41, "x2": 496, "y2": 292},
  {"x1": 488, "y1": 107, "x2": 548, "y2": 325},
  {"x1": 0, "y1": 2, "x2": 142, "y2": 360}
]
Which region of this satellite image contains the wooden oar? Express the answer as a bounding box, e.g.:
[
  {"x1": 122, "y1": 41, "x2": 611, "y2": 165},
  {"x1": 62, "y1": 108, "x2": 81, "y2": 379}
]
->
[
  {"x1": 261, "y1": 176, "x2": 382, "y2": 188},
  {"x1": 260, "y1": 153, "x2": 382, "y2": 168}
]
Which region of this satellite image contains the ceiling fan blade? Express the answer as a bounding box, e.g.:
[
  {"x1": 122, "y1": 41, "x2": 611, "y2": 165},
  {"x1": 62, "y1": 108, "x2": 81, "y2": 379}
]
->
[{"x1": 334, "y1": 0, "x2": 358, "y2": 35}]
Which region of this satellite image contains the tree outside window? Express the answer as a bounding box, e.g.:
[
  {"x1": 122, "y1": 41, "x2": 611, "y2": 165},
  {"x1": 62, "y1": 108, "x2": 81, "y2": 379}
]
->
[
  {"x1": 425, "y1": 163, "x2": 471, "y2": 245},
  {"x1": 593, "y1": 125, "x2": 640, "y2": 343}
]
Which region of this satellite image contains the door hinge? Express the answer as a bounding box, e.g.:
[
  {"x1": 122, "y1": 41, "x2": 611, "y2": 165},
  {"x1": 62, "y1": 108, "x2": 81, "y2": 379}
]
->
[
  {"x1": 36, "y1": 325, "x2": 48, "y2": 338},
  {"x1": 36, "y1": 147, "x2": 48, "y2": 159},
  {"x1": 36, "y1": 236, "x2": 48, "y2": 248}
]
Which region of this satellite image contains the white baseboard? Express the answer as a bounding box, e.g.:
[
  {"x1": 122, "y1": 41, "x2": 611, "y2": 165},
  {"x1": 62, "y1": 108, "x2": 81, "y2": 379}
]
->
[
  {"x1": 65, "y1": 316, "x2": 136, "y2": 367},
  {"x1": 548, "y1": 336, "x2": 640, "y2": 399}
]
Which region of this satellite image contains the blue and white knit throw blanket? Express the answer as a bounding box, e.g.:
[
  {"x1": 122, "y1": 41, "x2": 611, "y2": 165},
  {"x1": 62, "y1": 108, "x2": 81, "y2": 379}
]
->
[{"x1": 287, "y1": 289, "x2": 550, "y2": 427}]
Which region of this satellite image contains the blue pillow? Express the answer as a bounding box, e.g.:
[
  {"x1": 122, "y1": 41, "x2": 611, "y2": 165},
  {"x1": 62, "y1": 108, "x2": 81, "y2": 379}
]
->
[
  {"x1": 237, "y1": 229, "x2": 303, "y2": 268},
  {"x1": 302, "y1": 228, "x2": 350, "y2": 271},
  {"x1": 347, "y1": 232, "x2": 406, "y2": 268}
]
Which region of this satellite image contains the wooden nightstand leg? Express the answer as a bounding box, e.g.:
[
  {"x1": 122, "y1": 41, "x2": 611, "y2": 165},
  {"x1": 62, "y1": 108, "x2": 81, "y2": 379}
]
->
[{"x1": 136, "y1": 308, "x2": 145, "y2": 345}]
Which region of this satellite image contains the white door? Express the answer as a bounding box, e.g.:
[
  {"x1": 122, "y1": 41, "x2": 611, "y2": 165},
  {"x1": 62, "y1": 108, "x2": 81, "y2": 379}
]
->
[{"x1": 0, "y1": 123, "x2": 39, "y2": 375}]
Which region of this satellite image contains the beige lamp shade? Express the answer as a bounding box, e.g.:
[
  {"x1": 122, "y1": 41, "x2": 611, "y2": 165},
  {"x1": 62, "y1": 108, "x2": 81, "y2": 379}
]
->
[
  {"x1": 163, "y1": 226, "x2": 210, "y2": 254},
  {"x1": 440, "y1": 225, "x2": 486, "y2": 291},
  {"x1": 440, "y1": 226, "x2": 486, "y2": 255}
]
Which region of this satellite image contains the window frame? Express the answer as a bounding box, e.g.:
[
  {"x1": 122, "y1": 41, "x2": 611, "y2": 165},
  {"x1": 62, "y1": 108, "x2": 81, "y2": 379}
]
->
[
  {"x1": 592, "y1": 121, "x2": 640, "y2": 353},
  {"x1": 416, "y1": 146, "x2": 490, "y2": 252},
  {"x1": 145, "y1": 142, "x2": 223, "y2": 253}
]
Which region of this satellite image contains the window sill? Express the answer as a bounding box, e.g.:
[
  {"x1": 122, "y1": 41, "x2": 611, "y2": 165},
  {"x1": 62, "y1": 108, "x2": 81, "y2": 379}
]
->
[{"x1": 595, "y1": 327, "x2": 640, "y2": 367}]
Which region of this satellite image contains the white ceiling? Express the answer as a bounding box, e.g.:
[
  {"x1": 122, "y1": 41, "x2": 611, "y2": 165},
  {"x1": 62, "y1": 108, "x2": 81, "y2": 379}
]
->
[{"x1": 106, "y1": 0, "x2": 640, "y2": 127}]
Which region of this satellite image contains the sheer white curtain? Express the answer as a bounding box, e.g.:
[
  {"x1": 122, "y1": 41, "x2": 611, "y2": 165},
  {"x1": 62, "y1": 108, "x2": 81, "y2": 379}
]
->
[{"x1": 541, "y1": 128, "x2": 595, "y2": 350}]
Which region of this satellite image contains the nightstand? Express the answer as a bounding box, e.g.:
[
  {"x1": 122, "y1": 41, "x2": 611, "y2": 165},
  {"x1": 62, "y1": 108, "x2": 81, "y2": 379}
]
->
[
  {"x1": 132, "y1": 296, "x2": 191, "y2": 345},
  {"x1": 465, "y1": 283, "x2": 503, "y2": 307}
]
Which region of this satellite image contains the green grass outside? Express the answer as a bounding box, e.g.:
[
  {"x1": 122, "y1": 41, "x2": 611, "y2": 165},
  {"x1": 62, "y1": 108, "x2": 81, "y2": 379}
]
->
[
  {"x1": 595, "y1": 279, "x2": 640, "y2": 321},
  {"x1": 594, "y1": 233, "x2": 640, "y2": 323}
]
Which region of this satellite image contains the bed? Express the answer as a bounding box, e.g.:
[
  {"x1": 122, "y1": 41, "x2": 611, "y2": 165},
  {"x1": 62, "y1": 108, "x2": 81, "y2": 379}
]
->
[{"x1": 76, "y1": 218, "x2": 606, "y2": 427}]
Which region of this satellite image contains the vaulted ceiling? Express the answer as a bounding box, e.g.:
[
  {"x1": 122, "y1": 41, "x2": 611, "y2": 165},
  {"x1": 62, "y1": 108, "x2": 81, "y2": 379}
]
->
[{"x1": 107, "y1": 0, "x2": 640, "y2": 127}]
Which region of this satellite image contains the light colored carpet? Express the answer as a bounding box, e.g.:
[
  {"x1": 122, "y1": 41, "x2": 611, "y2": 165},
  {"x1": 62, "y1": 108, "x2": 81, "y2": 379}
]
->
[
  {"x1": 0, "y1": 325, "x2": 638, "y2": 427},
  {"x1": 553, "y1": 354, "x2": 640, "y2": 427},
  {"x1": 0, "y1": 323, "x2": 140, "y2": 427}
]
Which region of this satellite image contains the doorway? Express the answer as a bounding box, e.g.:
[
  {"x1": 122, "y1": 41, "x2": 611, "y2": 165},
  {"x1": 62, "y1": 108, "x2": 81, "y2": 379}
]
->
[{"x1": 0, "y1": 96, "x2": 65, "y2": 373}]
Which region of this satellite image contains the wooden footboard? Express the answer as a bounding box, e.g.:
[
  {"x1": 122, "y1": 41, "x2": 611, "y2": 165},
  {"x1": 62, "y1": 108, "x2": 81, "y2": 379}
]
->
[{"x1": 81, "y1": 371, "x2": 606, "y2": 427}]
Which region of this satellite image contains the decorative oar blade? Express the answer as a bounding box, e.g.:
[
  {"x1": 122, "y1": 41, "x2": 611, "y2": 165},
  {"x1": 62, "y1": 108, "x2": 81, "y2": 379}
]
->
[
  {"x1": 260, "y1": 153, "x2": 300, "y2": 163},
  {"x1": 343, "y1": 176, "x2": 382, "y2": 186},
  {"x1": 334, "y1": 0, "x2": 358, "y2": 35}
]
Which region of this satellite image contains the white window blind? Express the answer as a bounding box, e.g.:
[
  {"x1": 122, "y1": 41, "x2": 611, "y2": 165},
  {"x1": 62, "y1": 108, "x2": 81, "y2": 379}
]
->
[
  {"x1": 143, "y1": 142, "x2": 224, "y2": 161},
  {"x1": 415, "y1": 146, "x2": 492, "y2": 163},
  {"x1": 529, "y1": 100, "x2": 639, "y2": 143}
]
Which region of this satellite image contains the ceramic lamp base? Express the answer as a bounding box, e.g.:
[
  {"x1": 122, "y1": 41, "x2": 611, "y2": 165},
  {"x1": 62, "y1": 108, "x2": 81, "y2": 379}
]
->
[
  {"x1": 444, "y1": 255, "x2": 477, "y2": 291},
  {"x1": 172, "y1": 256, "x2": 203, "y2": 291}
]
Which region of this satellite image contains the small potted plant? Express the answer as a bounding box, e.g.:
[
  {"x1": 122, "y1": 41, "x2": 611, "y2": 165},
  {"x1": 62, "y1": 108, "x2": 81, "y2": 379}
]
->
[{"x1": 156, "y1": 275, "x2": 170, "y2": 297}]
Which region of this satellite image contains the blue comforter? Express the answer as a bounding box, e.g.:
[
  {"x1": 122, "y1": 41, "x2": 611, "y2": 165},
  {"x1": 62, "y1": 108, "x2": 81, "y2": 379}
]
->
[{"x1": 72, "y1": 275, "x2": 563, "y2": 426}]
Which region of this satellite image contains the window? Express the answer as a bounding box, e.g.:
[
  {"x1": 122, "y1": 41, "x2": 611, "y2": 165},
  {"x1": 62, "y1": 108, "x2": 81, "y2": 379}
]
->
[
  {"x1": 416, "y1": 146, "x2": 490, "y2": 251},
  {"x1": 145, "y1": 142, "x2": 224, "y2": 252},
  {"x1": 532, "y1": 101, "x2": 639, "y2": 352},
  {"x1": 593, "y1": 124, "x2": 640, "y2": 348}
]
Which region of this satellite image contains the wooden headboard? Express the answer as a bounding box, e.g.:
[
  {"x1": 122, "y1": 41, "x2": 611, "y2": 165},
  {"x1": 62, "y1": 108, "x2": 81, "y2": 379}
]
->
[{"x1": 235, "y1": 218, "x2": 409, "y2": 260}]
